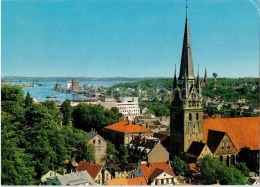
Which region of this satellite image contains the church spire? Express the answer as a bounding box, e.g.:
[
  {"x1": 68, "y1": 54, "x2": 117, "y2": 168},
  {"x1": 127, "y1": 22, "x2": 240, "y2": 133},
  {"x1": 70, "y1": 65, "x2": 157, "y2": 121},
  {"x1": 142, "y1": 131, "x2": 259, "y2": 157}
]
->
[
  {"x1": 173, "y1": 64, "x2": 177, "y2": 89},
  {"x1": 178, "y1": 0, "x2": 194, "y2": 81},
  {"x1": 204, "y1": 68, "x2": 208, "y2": 84}
]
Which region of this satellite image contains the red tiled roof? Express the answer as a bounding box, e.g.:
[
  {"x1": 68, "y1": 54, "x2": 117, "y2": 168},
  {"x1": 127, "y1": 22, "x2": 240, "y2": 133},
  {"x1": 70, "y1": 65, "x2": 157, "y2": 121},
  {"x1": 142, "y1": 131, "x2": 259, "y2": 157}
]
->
[
  {"x1": 127, "y1": 177, "x2": 148, "y2": 185},
  {"x1": 203, "y1": 117, "x2": 260, "y2": 150},
  {"x1": 106, "y1": 177, "x2": 147, "y2": 185},
  {"x1": 76, "y1": 161, "x2": 103, "y2": 179},
  {"x1": 104, "y1": 120, "x2": 152, "y2": 133},
  {"x1": 139, "y1": 162, "x2": 175, "y2": 179}
]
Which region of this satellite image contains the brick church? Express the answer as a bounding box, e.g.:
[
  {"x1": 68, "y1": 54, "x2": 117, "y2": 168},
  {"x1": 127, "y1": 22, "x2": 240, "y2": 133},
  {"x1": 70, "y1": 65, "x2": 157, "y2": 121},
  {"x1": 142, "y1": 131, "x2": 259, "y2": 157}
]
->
[{"x1": 170, "y1": 3, "x2": 259, "y2": 174}]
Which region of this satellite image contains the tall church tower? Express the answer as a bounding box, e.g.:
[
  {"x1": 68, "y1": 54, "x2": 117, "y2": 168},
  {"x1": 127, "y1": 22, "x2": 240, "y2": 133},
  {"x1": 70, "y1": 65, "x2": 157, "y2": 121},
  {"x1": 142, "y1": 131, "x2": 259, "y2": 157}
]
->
[{"x1": 170, "y1": 2, "x2": 203, "y2": 156}]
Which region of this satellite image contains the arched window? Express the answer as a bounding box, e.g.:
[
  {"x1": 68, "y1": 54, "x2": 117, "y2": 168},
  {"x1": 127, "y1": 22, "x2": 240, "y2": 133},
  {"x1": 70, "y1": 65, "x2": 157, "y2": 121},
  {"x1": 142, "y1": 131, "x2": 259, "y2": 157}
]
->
[
  {"x1": 189, "y1": 113, "x2": 192, "y2": 121},
  {"x1": 196, "y1": 113, "x2": 199, "y2": 120},
  {"x1": 98, "y1": 139, "x2": 101, "y2": 144}
]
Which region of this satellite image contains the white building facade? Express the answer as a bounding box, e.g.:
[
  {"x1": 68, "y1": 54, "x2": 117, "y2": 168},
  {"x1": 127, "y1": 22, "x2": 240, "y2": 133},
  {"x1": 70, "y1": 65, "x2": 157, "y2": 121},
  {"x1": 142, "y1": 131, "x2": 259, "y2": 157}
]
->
[{"x1": 116, "y1": 97, "x2": 140, "y2": 118}]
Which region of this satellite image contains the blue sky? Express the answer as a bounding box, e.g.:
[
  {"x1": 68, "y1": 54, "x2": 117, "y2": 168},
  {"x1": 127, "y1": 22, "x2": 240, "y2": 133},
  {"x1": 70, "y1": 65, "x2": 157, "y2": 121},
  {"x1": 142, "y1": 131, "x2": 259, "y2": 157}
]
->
[{"x1": 2, "y1": 0, "x2": 259, "y2": 78}]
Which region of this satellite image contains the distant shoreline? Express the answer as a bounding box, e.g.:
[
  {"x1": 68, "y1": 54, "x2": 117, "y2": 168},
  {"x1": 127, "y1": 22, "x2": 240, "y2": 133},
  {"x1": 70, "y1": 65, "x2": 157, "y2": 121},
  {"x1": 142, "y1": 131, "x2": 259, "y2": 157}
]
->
[{"x1": 2, "y1": 76, "x2": 258, "y2": 82}]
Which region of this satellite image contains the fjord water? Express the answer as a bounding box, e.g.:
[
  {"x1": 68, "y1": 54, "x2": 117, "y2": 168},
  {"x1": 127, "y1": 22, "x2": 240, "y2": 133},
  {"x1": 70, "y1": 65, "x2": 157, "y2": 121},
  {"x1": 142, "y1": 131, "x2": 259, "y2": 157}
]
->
[{"x1": 17, "y1": 80, "x2": 117, "y2": 102}]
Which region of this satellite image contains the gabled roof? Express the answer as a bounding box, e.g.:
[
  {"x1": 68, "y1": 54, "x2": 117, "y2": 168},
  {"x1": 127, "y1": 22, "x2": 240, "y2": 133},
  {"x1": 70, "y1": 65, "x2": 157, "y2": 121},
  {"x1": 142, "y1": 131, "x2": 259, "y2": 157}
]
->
[
  {"x1": 85, "y1": 130, "x2": 106, "y2": 142},
  {"x1": 106, "y1": 177, "x2": 147, "y2": 185},
  {"x1": 56, "y1": 171, "x2": 96, "y2": 185},
  {"x1": 203, "y1": 117, "x2": 260, "y2": 150},
  {"x1": 103, "y1": 120, "x2": 152, "y2": 133},
  {"x1": 77, "y1": 161, "x2": 103, "y2": 179},
  {"x1": 206, "y1": 130, "x2": 226, "y2": 153},
  {"x1": 139, "y1": 162, "x2": 175, "y2": 180},
  {"x1": 149, "y1": 168, "x2": 165, "y2": 181},
  {"x1": 185, "y1": 141, "x2": 206, "y2": 158},
  {"x1": 85, "y1": 130, "x2": 97, "y2": 140}
]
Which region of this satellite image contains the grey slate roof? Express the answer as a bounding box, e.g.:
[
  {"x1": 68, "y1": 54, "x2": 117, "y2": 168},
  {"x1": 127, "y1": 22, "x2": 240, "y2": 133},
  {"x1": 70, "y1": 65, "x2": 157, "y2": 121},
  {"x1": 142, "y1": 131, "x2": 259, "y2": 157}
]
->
[
  {"x1": 85, "y1": 130, "x2": 97, "y2": 140},
  {"x1": 56, "y1": 171, "x2": 96, "y2": 185}
]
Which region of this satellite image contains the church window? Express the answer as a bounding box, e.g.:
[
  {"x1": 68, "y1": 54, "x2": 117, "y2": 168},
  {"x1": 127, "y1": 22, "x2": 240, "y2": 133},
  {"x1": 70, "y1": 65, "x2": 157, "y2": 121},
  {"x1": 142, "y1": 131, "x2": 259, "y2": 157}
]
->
[
  {"x1": 189, "y1": 113, "x2": 192, "y2": 121},
  {"x1": 196, "y1": 113, "x2": 199, "y2": 120}
]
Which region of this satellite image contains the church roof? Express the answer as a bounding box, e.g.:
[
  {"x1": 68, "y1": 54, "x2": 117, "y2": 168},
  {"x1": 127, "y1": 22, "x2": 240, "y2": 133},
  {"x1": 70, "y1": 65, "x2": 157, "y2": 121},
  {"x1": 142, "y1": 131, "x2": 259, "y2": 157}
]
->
[{"x1": 203, "y1": 117, "x2": 260, "y2": 150}]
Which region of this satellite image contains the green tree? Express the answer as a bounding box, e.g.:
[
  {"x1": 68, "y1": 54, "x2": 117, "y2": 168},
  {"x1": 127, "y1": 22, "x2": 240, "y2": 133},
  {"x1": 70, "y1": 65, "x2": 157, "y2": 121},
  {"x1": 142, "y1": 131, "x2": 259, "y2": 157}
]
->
[
  {"x1": 25, "y1": 92, "x2": 33, "y2": 107},
  {"x1": 72, "y1": 104, "x2": 119, "y2": 132},
  {"x1": 170, "y1": 156, "x2": 189, "y2": 176},
  {"x1": 197, "y1": 155, "x2": 248, "y2": 185},
  {"x1": 1, "y1": 85, "x2": 24, "y2": 104},
  {"x1": 60, "y1": 100, "x2": 72, "y2": 126},
  {"x1": 117, "y1": 144, "x2": 129, "y2": 165},
  {"x1": 1, "y1": 112, "x2": 36, "y2": 185},
  {"x1": 235, "y1": 162, "x2": 250, "y2": 177}
]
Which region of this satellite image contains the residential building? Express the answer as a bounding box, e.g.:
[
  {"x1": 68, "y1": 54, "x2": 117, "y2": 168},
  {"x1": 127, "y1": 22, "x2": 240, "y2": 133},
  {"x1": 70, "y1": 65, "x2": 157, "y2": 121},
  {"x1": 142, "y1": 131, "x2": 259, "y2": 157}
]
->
[
  {"x1": 102, "y1": 120, "x2": 153, "y2": 146},
  {"x1": 85, "y1": 129, "x2": 107, "y2": 164},
  {"x1": 128, "y1": 136, "x2": 170, "y2": 163},
  {"x1": 110, "y1": 163, "x2": 138, "y2": 179},
  {"x1": 132, "y1": 162, "x2": 177, "y2": 185},
  {"x1": 77, "y1": 161, "x2": 112, "y2": 185},
  {"x1": 116, "y1": 97, "x2": 140, "y2": 118},
  {"x1": 46, "y1": 171, "x2": 96, "y2": 186}
]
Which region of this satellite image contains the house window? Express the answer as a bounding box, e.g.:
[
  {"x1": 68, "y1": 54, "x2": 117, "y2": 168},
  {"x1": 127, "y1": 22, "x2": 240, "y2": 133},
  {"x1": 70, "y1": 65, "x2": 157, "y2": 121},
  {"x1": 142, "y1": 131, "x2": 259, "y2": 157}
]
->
[
  {"x1": 196, "y1": 113, "x2": 199, "y2": 120},
  {"x1": 227, "y1": 141, "x2": 230, "y2": 150},
  {"x1": 93, "y1": 140, "x2": 96, "y2": 144},
  {"x1": 166, "y1": 179, "x2": 169, "y2": 184},
  {"x1": 98, "y1": 139, "x2": 101, "y2": 144}
]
